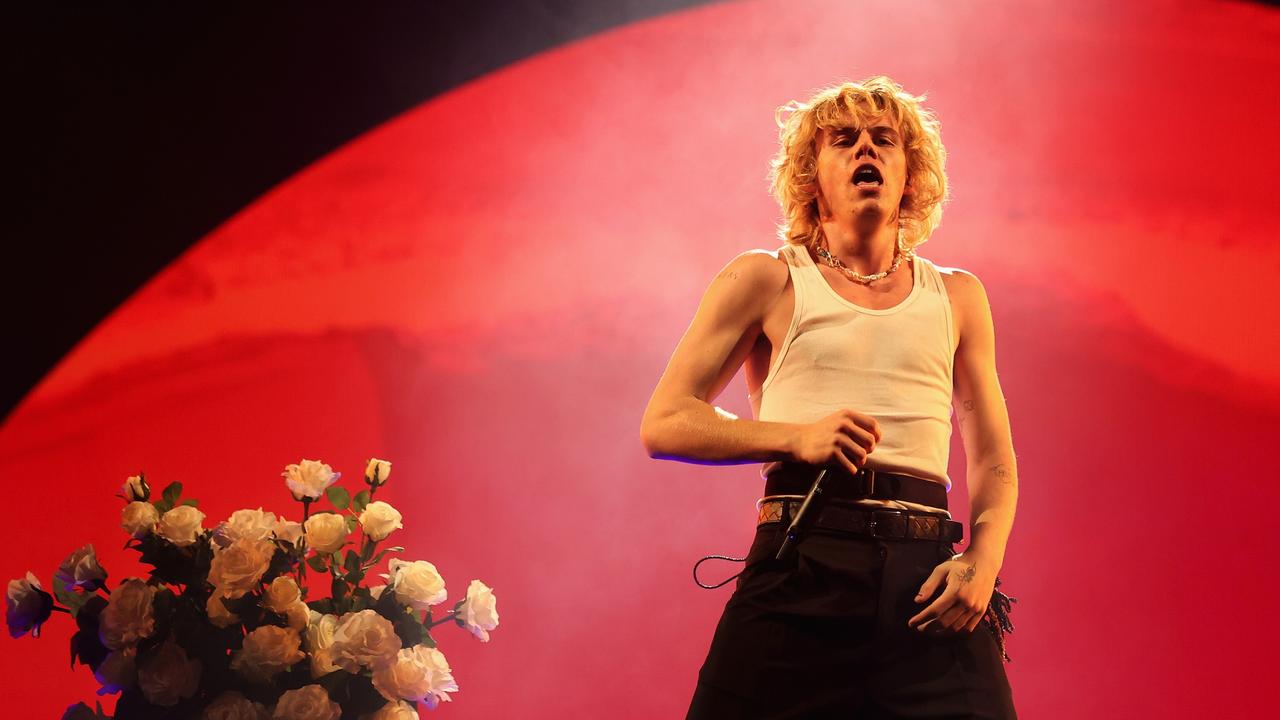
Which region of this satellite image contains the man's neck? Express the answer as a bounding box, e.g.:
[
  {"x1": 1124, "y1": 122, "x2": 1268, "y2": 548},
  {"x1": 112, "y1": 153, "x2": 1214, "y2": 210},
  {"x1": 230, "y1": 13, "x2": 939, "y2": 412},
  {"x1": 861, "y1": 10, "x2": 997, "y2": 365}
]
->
[{"x1": 820, "y1": 220, "x2": 900, "y2": 276}]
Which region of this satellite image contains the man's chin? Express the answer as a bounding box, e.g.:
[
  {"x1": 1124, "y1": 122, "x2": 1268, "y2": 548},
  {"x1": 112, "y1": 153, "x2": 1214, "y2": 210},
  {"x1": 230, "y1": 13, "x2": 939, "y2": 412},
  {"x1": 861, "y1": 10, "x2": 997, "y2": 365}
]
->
[{"x1": 850, "y1": 199, "x2": 893, "y2": 221}]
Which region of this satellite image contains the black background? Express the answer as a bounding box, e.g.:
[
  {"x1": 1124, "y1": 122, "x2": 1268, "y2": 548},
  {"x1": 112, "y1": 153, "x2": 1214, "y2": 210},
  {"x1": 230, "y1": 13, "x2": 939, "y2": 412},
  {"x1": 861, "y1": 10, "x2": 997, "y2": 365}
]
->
[{"x1": 3, "y1": 0, "x2": 707, "y2": 421}]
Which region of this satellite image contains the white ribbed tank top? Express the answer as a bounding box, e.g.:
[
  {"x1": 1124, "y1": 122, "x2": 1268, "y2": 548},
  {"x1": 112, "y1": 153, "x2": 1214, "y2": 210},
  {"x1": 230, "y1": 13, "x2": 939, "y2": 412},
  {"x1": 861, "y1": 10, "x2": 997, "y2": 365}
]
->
[{"x1": 749, "y1": 243, "x2": 958, "y2": 512}]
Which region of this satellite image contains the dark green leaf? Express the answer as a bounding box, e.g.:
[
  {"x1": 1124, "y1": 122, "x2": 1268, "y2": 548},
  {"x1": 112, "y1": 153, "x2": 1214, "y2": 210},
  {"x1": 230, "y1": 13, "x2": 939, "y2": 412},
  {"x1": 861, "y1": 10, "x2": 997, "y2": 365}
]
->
[
  {"x1": 343, "y1": 673, "x2": 390, "y2": 716},
  {"x1": 317, "y1": 668, "x2": 349, "y2": 694},
  {"x1": 326, "y1": 486, "x2": 350, "y2": 510},
  {"x1": 393, "y1": 611, "x2": 429, "y2": 647},
  {"x1": 70, "y1": 627, "x2": 108, "y2": 670},
  {"x1": 152, "y1": 499, "x2": 173, "y2": 515},
  {"x1": 344, "y1": 550, "x2": 361, "y2": 576},
  {"x1": 345, "y1": 515, "x2": 358, "y2": 533},
  {"x1": 351, "y1": 490, "x2": 371, "y2": 513},
  {"x1": 366, "y1": 546, "x2": 404, "y2": 568},
  {"x1": 307, "y1": 554, "x2": 329, "y2": 573},
  {"x1": 161, "y1": 481, "x2": 183, "y2": 505}
]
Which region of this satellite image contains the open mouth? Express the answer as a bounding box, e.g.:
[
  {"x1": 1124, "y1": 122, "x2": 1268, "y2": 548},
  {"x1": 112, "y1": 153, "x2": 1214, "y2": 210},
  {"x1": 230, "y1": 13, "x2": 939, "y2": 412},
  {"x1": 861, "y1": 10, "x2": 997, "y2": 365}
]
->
[{"x1": 852, "y1": 164, "x2": 883, "y2": 187}]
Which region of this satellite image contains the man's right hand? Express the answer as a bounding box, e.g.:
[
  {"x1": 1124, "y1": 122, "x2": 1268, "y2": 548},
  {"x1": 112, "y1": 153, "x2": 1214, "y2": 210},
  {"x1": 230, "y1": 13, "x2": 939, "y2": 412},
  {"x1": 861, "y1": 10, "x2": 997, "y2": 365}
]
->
[{"x1": 790, "y1": 409, "x2": 882, "y2": 476}]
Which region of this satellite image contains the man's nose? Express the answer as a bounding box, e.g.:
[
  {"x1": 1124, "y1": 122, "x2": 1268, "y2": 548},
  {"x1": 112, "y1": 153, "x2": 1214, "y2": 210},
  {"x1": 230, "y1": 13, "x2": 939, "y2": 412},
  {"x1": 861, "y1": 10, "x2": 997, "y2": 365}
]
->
[{"x1": 854, "y1": 131, "x2": 878, "y2": 158}]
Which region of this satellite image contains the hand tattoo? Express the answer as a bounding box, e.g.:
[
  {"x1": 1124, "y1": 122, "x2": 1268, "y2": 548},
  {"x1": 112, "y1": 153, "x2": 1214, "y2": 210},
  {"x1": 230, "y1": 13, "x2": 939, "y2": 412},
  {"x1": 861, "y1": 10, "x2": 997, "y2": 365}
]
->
[{"x1": 956, "y1": 564, "x2": 976, "y2": 585}]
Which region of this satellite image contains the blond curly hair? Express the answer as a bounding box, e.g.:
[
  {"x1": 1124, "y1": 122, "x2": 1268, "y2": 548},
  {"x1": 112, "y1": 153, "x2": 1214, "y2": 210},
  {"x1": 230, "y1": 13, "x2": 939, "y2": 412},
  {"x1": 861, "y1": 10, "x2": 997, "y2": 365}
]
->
[{"x1": 769, "y1": 76, "x2": 948, "y2": 252}]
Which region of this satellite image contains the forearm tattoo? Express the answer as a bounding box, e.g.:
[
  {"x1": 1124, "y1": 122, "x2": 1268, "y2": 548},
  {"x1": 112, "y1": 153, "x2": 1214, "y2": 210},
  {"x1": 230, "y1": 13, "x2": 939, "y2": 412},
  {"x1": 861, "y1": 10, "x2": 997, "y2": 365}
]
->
[{"x1": 715, "y1": 269, "x2": 740, "y2": 281}]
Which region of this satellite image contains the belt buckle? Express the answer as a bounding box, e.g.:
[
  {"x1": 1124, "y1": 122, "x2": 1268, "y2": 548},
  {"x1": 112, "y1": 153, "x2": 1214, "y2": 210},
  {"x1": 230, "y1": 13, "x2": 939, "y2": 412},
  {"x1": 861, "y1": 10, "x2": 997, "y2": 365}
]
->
[
  {"x1": 862, "y1": 468, "x2": 876, "y2": 497},
  {"x1": 869, "y1": 508, "x2": 906, "y2": 539}
]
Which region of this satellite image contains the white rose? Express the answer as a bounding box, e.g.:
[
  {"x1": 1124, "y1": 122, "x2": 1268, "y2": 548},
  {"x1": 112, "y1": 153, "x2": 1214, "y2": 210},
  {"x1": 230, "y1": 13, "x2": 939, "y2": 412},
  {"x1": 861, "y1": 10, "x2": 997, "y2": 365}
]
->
[
  {"x1": 208, "y1": 538, "x2": 275, "y2": 599},
  {"x1": 306, "y1": 610, "x2": 339, "y2": 651},
  {"x1": 156, "y1": 505, "x2": 206, "y2": 547},
  {"x1": 122, "y1": 475, "x2": 149, "y2": 501},
  {"x1": 231, "y1": 625, "x2": 305, "y2": 681},
  {"x1": 93, "y1": 648, "x2": 137, "y2": 694},
  {"x1": 330, "y1": 609, "x2": 402, "y2": 672},
  {"x1": 282, "y1": 459, "x2": 340, "y2": 500},
  {"x1": 121, "y1": 501, "x2": 160, "y2": 538},
  {"x1": 304, "y1": 513, "x2": 348, "y2": 554},
  {"x1": 55, "y1": 544, "x2": 108, "y2": 592},
  {"x1": 283, "y1": 600, "x2": 309, "y2": 631},
  {"x1": 359, "y1": 501, "x2": 403, "y2": 542},
  {"x1": 369, "y1": 584, "x2": 386, "y2": 601},
  {"x1": 273, "y1": 684, "x2": 340, "y2": 720},
  {"x1": 202, "y1": 691, "x2": 271, "y2": 720},
  {"x1": 206, "y1": 593, "x2": 241, "y2": 629},
  {"x1": 223, "y1": 508, "x2": 278, "y2": 543},
  {"x1": 457, "y1": 579, "x2": 500, "y2": 642},
  {"x1": 262, "y1": 576, "x2": 300, "y2": 613},
  {"x1": 386, "y1": 559, "x2": 446, "y2": 610},
  {"x1": 310, "y1": 647, "x2": 339, "y2": 679},
  {"x1": 371, "y1": 645, "x2": 458, "y2": 709},
  {"x1": 361, "y1": 701, "x2": 419, "y2": 720},
  {"x1": 365, "y1": 458, "x2": 392, "y2": 487},
  {"x1": 6, "y1": 572, "x2": 53, "y2": 638},
  {"x1": 274, "y1": 520, "x2": 304, "y2": 545},
  {"x1": 138, "y1": 641, "x2": 202, "y2": 707},
  {"x1": 305, "y1": 610, "x2": 340, "y2": 677},
  {"x1": 99, "y1": 579, "x2": 156, "y2": 649}
]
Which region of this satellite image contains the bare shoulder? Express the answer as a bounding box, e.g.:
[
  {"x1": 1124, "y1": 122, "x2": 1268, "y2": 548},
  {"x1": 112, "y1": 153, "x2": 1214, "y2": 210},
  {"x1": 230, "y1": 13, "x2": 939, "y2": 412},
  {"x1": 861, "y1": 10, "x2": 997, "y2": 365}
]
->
[
  {"x1": 934, "y1": 263, "x2": 989, "y2": 307},
  {"x1": 710, "y1": 246, "x2": 791, "y2": 305},
  {"x1": 933, "y1": 263, "x2": 995, "y2": 348},
  {"x1": 719, "y1": 247, "x2": 790, "y2": 284}
]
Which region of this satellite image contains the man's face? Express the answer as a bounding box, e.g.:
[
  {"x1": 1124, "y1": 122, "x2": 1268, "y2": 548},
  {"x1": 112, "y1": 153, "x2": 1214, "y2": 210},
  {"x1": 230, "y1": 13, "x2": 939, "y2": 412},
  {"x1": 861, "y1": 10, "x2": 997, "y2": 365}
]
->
[{"x1": 813, "y1": 114, "x2": 908, "y2": 227}]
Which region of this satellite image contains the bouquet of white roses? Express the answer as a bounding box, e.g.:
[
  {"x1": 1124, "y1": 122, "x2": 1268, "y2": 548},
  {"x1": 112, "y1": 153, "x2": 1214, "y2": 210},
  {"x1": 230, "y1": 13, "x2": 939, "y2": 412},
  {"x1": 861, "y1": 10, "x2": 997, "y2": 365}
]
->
[{"x1": 5, "y1": 458, "x2": 499, "y2": 720}]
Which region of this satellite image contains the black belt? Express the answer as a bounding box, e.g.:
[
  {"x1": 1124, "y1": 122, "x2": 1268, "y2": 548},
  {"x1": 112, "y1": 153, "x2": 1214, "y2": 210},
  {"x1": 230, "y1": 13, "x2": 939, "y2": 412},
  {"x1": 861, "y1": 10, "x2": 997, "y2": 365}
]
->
[
  {"x1": 761, "y1": 463, "x2": 962, "y2": 543},
  {"x1": 757, "y1": 497, "x2": 964, "y2": 543},
  {"x1": 765, "y1": 462, "x2": 950, "y2": 507}
]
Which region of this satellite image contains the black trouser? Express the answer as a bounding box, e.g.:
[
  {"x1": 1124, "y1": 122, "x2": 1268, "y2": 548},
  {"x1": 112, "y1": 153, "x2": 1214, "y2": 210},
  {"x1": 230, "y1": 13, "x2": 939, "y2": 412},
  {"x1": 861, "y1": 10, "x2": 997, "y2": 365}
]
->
[{"x1": 687, "y1": 520, "x2": 1017, "y2": 719}]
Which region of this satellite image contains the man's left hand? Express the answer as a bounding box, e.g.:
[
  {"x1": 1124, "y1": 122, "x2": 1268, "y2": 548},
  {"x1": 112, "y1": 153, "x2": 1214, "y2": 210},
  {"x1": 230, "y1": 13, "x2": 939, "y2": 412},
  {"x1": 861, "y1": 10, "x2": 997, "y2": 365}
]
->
[{"x1": 907, "y1": 551, "x2": 995, "y2": 634}]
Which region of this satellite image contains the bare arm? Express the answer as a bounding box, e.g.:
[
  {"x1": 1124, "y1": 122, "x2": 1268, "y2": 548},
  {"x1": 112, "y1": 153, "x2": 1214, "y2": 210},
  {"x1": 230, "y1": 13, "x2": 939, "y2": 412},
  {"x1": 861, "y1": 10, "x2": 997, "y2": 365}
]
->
[
  {"x1": 907, "y1": 269, "x2": 1020, "y2": 636},
  {"x1": 640, "y1": 251, "x2": 880, "y2": 471},
  {"x1": 951, "y1": 270, "x2": 1018, "y2": 571},
  {"x1": 640, "y1": 251, "x2": 796, "y2": 464}
]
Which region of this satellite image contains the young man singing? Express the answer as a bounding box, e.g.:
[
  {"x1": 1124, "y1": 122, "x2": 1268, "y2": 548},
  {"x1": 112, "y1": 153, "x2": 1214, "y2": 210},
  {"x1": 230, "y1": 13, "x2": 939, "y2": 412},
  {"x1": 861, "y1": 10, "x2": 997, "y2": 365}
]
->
[{"x1": 641, "y1": 76, "x2": 1019, "y2": 718}]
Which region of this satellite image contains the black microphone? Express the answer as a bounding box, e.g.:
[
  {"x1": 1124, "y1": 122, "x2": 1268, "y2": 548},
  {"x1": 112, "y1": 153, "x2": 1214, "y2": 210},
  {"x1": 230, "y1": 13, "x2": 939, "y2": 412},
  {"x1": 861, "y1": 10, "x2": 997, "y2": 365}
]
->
[{"x1": 774, "y1": 466, "x2": 831, "y2": 561}]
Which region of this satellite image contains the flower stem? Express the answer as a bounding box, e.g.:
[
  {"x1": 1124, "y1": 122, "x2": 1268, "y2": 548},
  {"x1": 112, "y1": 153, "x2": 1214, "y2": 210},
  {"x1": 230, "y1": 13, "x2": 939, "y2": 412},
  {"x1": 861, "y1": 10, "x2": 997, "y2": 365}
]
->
[
  {"x1": 299, "y1": 498, "x2": 314, "y2": 589},
  {"x1": 425, "y1": 610, "x2": 457, "y2": 629}
]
